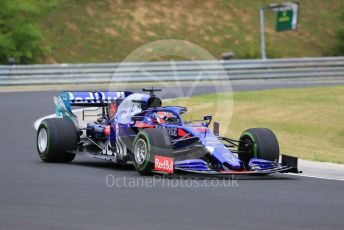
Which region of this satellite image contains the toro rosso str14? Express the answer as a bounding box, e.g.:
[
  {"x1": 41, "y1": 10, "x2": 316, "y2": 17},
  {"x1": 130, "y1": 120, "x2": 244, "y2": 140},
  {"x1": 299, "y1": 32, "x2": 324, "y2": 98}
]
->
[{"x1": 36, "y1": 88, "x2": 300, "y2": 176}]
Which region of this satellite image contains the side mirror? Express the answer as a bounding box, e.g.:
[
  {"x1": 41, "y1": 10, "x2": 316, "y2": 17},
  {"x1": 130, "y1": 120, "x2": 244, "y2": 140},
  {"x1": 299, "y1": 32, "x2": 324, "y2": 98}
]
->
[
  {"x1": 131, "y1": 116, "x2": 144, "y2": 122},
  {"x1": 203, "y1": 115, "x2": 212, "y2": 127},
  {"x1": 203, "y1": 115, "x2": 212, "y2": 121}
]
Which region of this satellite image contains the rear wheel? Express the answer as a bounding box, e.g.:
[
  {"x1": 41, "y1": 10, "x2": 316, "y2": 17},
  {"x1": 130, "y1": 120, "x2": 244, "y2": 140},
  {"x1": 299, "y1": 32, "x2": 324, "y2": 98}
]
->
[
  {"x1": 36, "y1": 118, "x2": 78, "y2": 163},
  {"x1": 238, "y1": 128, "x2": 279, "y2": 166},
  {"x1": 132, "y1": 128, "x2": 172, "y2": 175}
]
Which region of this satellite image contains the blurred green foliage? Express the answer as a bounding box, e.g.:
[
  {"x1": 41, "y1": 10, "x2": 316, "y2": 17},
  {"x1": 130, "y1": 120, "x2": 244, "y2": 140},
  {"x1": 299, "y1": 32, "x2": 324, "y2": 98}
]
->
[{"x1": 0, "y1": 0, "x2": 59, "y2": 64}]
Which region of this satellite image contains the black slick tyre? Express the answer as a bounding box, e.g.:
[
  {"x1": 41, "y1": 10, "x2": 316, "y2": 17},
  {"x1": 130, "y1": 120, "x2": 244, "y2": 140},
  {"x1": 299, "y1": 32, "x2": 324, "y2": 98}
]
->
[
  {"x1": 36, "y1": 118, "x2": 78, "y2": 163},
  {"x1": 238, "y1": 128, "x2": 280, "y2": 166},
  {"x1": 132, "y1": 128, "x2": 172, "y2": 175}
]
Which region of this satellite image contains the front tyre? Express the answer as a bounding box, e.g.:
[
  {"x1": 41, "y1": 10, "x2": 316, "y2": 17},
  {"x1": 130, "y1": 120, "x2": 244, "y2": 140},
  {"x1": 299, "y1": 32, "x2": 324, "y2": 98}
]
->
[
  {"x1": 238, "y1": 128, "x2": 280, "y2": 166},
  {"x1": 132, "y1": 128, "x2": 172, "y2": 175},
  {"x1": 133, "y1": 132, "x2": 152, "y2": 175},
  {"x1": 36, "y1": 118, "x2": 78, "y2": 163}
]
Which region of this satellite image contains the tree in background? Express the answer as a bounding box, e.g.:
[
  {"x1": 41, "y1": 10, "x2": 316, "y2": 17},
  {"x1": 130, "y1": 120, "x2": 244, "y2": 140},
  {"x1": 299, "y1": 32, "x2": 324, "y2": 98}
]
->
[
  {"x1": 332, "y1": 11, "x2": 344, "y2": 55},
  {"x1": 0, "y1": 0, "x2": 56, "y2": 64}
]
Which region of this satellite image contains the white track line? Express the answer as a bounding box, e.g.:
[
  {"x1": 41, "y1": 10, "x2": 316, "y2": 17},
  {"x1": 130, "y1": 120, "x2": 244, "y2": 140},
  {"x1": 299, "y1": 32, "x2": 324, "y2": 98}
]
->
[{"x1": 288, "y1": 173, "x2": 344, "y2": 182}]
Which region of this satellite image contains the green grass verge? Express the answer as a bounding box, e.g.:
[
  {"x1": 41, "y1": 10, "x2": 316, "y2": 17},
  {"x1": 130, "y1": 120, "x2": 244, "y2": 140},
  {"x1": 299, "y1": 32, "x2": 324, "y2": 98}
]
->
[{"x1": 165, "y1": 86, "x2": 344, "y2": 163}]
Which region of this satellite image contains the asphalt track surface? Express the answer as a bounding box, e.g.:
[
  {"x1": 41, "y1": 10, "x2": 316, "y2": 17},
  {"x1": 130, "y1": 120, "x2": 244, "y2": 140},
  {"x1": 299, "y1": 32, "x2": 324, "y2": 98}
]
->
[{"x1": 1, "y1": 82, "x2": 344, "y2": 230}]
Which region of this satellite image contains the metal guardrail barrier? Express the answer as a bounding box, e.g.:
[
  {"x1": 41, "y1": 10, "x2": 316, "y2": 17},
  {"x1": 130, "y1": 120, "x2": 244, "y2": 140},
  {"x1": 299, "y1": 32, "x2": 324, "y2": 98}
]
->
[{"x1": 0, "y1": 57, "x2": 344, "y2": 86}]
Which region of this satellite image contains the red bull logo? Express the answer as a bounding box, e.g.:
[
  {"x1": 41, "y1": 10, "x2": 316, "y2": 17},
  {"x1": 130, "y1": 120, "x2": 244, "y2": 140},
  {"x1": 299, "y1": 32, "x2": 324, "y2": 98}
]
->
[{"x1": 154, "y1": 155, "x2": 174, "y2": 173}]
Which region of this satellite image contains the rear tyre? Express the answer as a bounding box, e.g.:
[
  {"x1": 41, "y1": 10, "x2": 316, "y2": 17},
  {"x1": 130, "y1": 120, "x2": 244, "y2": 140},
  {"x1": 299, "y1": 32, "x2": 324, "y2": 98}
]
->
[
  {"x1": 238, "y1": 128, "x2": 279, "y2": 166},
  {"x1": 132, "y1": 128, "x2": 172, "y2": 175},
  {"x1": 36, "y1": 118, "x2": 78, "y2": 163}
]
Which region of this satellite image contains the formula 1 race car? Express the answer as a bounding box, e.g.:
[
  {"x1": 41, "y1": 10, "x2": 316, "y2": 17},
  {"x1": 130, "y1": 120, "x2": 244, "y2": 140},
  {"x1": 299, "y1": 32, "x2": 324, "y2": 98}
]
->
[{"x1": 36, "y1": 88, "x2": 300, "y2": 176}]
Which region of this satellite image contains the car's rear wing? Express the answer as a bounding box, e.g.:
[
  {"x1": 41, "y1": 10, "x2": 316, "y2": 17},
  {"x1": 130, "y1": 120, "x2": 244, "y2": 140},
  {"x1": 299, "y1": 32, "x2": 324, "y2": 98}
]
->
[
  {"x1": 54, "y1": 91, "x2": 133, "y2": 127},
  {"x1": 60, "y1": 91, "x2": 133, "y2": 106}
]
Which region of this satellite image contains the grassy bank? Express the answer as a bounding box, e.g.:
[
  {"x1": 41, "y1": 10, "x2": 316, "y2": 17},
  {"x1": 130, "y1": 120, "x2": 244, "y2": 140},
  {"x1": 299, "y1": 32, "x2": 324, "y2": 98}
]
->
[
  {"x1": 165, "y1": 86, "x2": 344, "y2": 163},
  {"x1": 37, "y1": 0, "x2": 344, "y2": 63}
]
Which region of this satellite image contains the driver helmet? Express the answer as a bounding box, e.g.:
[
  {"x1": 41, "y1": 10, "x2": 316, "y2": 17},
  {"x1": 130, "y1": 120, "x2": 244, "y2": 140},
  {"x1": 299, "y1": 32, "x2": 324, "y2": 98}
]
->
[{"x1": 154, "y1": 111, "x2": 174, "y2": 124}]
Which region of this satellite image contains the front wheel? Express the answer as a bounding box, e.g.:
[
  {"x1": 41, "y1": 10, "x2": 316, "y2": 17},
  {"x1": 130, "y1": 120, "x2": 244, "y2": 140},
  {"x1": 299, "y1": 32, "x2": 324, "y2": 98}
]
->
[
  {"x1": 132, "y1": 128, "x2": 172, "y2": 175},
  {"x1": 238, "y1": 128, "x2": 280, "y2": 166}
]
